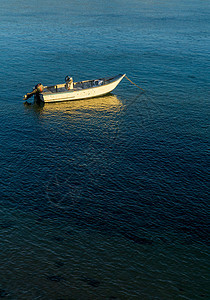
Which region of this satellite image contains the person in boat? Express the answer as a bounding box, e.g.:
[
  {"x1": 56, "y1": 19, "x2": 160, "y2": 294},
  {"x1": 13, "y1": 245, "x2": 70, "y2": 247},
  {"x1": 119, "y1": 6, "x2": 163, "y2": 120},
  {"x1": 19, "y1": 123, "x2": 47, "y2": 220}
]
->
[{"x1": 65, "y1": 76, "x2": 74, "y2": 90}]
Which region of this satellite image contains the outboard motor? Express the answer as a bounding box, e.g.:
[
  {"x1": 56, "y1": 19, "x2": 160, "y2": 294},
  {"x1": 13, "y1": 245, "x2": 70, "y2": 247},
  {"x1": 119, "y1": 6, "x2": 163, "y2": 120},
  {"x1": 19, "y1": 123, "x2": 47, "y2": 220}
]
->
[
  {"x1": 23, "y1": 83, "x2": 44, "y2": 101},
  {"x1": 35, "y1": 83, "x2": 44, "y2": 93}
]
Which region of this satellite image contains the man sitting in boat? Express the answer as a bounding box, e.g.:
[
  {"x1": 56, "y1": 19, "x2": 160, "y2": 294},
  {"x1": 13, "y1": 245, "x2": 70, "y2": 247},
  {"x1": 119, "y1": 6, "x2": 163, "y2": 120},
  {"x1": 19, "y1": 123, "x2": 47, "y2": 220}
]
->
[{"x1": 65, "y1": 76, "x2": 74, "y2": 90}]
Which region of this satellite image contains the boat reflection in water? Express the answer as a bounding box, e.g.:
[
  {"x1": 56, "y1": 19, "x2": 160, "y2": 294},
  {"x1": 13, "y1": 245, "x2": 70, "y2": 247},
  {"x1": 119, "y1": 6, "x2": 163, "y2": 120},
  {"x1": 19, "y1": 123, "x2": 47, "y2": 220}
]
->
[
  {"x1": 24, "y1": 94, "x2": 123, "y2": 119},
  {"x1": 24, "y1": 94, "x2": 125, "y2": 162}
]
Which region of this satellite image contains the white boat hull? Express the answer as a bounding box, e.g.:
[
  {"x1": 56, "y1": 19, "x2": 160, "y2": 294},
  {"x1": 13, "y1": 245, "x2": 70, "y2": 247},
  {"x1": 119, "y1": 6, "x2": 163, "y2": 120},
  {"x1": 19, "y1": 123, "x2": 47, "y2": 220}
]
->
[{"x1": 38, "y1": 74, "x2": 125, "y2": 103}]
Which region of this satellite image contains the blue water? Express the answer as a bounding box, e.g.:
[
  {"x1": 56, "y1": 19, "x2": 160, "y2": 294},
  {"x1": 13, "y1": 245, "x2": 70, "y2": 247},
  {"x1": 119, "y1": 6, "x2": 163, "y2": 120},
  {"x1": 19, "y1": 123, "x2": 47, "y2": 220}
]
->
[{"x1": 0, "y1": 0, "x2": 209, "y2": 299}]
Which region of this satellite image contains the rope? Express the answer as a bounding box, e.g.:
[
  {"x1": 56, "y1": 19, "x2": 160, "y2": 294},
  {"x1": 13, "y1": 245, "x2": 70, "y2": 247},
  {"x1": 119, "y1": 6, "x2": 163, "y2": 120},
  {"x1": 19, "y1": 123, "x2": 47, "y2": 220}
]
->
[{"x1": 125, "y1": 75, "x2": 145, "y2": 92}]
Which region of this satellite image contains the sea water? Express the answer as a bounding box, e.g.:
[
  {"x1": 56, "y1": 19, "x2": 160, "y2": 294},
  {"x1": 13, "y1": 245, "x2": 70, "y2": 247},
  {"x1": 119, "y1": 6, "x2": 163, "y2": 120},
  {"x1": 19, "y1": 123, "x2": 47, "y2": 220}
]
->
[{"x1": 0, "y1": 0, "x2": 209, "y2": 299}]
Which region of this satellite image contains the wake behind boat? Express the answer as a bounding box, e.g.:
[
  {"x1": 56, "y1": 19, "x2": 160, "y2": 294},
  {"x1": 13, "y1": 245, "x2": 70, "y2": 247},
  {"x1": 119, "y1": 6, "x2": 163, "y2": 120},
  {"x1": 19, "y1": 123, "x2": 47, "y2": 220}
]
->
[{"x1": 24, "y1": 74, "x2": 126, "y2": 103}]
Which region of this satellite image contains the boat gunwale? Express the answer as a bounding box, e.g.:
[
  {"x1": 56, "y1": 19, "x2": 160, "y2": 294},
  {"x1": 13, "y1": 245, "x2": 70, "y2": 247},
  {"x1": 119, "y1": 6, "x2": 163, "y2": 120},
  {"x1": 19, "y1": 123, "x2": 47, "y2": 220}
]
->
[{"x1": 42, "y1": 74, "x2": 125, "y2": 95}]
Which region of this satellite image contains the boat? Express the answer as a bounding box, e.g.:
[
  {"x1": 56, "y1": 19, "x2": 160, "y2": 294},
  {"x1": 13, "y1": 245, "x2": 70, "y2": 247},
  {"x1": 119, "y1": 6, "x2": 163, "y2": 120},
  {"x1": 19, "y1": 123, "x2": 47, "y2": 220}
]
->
[{"x1": 23, "y1": 73, "x2": 126, "y2": 103}]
